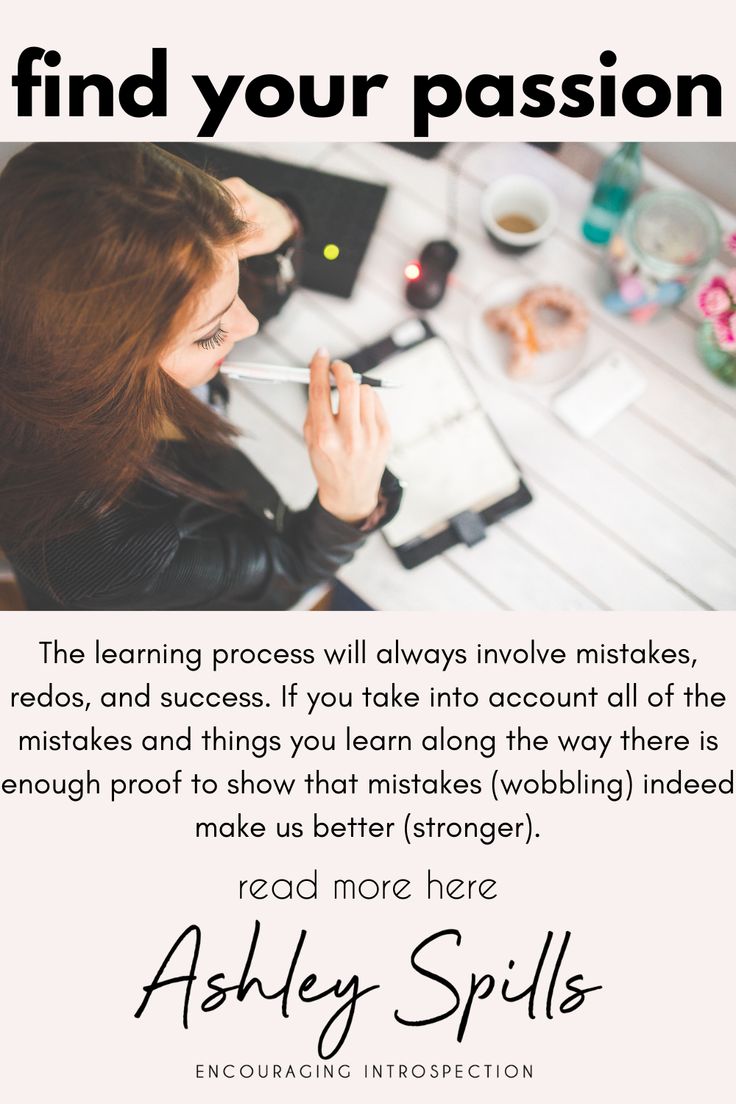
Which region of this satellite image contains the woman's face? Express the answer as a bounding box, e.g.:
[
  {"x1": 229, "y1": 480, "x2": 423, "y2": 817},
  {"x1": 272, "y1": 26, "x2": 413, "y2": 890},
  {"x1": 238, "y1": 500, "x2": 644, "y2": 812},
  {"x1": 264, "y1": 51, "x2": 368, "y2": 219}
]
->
[{"x1": 160, "y1": 247, "x2": 259, "y2": 389}]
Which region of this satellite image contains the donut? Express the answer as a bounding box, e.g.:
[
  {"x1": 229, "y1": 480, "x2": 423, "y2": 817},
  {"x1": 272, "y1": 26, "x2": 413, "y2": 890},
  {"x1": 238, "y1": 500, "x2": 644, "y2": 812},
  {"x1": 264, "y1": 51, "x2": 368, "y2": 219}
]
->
[
  {"x1": 517, "y1": 285, "x2": 589, "y2": 351},
  {"x1": 484, "y1": 304, "x2": 537, "y2": 377},
  {"x1": 484, "y1": 285, "x2": 588, "y2": 377}
]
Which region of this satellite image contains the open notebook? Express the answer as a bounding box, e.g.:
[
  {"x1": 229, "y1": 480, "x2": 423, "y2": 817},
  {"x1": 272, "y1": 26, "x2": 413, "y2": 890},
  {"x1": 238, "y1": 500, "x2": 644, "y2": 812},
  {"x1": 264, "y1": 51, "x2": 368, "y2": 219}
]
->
[{"x1": 366, "y1": 337, "x2": 529, "y2": 563}]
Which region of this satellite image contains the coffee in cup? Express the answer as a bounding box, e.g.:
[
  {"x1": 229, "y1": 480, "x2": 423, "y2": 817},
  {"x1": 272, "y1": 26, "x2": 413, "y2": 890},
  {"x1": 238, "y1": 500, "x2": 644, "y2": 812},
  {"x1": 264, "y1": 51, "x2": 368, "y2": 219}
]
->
[{"x1": 481, "y1": 174, "x2": 558, "y2": 252}]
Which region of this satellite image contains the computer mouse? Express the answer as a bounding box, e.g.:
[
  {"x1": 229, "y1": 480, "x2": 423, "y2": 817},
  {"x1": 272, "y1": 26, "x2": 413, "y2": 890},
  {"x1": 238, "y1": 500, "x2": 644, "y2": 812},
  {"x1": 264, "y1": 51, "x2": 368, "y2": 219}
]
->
[{"x1": 405, "y1": 239, "x2": 459, "y2": 310}]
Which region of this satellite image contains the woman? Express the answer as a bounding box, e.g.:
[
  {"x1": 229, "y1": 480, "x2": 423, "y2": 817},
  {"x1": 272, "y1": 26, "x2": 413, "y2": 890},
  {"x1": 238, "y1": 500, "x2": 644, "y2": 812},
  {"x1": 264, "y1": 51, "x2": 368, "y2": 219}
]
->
[{"x1": 0, "y1": 143, "x2": 400, "y2": 610}]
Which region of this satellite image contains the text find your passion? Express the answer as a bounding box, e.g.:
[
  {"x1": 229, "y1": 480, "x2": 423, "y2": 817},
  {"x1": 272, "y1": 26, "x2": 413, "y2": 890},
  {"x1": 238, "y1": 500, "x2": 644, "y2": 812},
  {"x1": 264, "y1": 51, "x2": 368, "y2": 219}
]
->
[{"x1": 11, "y1": 48, "x2": 721, "y2": 137}]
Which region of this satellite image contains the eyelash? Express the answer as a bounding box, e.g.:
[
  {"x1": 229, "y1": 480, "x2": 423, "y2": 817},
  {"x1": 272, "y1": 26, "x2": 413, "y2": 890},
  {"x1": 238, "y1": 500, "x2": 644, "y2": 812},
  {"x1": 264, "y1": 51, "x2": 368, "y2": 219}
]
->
[{"x1": 196, "y1": 326, "x2": 228, "y2": 351}]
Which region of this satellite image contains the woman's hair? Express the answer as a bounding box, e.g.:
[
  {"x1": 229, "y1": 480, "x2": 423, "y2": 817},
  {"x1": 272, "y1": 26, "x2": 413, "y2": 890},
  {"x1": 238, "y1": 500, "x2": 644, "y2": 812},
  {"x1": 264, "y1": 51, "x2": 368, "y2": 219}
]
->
[{"x1": 0, "y1": 142, "x2": 248, "y2": 547}]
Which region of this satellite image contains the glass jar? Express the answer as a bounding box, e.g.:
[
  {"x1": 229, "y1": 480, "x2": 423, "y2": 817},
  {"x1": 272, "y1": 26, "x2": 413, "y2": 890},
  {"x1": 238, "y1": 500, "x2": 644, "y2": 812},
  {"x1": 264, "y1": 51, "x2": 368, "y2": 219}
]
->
[
  {"x1": 697, "y1": 322, "x2": 736, "y2": 387},
  {"x1": 601, "y1": 190, "x2": 721, "y2": 323}
]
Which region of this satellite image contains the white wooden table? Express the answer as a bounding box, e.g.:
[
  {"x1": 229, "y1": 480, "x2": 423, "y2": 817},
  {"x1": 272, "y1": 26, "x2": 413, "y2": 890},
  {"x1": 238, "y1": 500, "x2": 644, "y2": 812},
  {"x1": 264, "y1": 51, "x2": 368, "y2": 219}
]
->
[{"x1": 221, "y1": 141, "x2": 736, "y2": 611}]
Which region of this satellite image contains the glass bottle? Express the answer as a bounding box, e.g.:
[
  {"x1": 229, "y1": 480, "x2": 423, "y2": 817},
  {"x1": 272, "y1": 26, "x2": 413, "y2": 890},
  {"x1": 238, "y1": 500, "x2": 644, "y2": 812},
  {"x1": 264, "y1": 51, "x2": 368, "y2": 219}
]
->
[
  {"x1": 581, "y1": 143, "x2": 642, "y2": 245},
  {"x1": 601, "y1": 190, "x2": 721, "y2": 323}
]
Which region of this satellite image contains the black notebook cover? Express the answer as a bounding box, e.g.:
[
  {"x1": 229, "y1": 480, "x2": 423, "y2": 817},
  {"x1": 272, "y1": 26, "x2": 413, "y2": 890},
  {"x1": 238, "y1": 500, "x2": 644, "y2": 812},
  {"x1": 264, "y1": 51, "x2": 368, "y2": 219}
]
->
[
  {"x1": 345, "y1": 322, "x2": 533, "y2": 569},
  {"x1": 157, "y1": 142, "x2": 387, "y2": 299}
]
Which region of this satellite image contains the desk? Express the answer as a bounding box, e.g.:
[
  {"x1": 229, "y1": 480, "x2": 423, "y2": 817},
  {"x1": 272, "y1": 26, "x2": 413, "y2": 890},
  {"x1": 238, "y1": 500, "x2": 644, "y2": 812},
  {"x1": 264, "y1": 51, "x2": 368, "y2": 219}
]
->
[{"x1": 222, "y1": 141, "x2": 736, "y2": 611}]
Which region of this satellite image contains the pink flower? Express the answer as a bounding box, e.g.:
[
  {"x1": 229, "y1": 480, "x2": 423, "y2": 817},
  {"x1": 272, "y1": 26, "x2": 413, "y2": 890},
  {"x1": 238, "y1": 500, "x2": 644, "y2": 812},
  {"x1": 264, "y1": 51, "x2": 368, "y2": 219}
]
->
[
  {"x1": 727, "y1": 231, "x2": 736, "y2": 257},
  {"x1": 698, "y1": 276, "x2": 732, "y2": 318},
  {"x1": 712, "y1": 312, "x2": 736, "y2": 351},
  {"x1": 725, "y1": 268, "x2": 736, "y2": 299}
]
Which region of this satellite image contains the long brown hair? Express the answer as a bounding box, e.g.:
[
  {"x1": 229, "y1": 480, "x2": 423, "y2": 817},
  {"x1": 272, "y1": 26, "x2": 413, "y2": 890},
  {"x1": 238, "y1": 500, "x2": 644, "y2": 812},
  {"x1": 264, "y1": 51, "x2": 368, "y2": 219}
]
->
[{"x1": 0, "y1": 142, "x2": 248, "y2": 547}]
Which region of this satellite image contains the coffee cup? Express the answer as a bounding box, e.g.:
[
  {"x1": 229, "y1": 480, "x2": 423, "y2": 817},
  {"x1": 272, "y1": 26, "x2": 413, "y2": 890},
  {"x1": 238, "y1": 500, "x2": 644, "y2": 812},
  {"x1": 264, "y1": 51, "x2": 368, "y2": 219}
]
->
[{"x1": 481, "y1": 174, "x2": 559, "y2": 252}]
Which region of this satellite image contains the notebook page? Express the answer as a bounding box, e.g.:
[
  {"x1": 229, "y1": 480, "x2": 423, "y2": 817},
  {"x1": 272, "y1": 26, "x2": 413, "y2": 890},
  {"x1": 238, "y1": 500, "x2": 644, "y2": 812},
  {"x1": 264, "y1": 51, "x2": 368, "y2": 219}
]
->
[
  {"x1": 369, "y1": 338, "x2": 478, "y2": 451},
  {"x1": 369, "y1": 340, "x2": 521, "y2": 547}
]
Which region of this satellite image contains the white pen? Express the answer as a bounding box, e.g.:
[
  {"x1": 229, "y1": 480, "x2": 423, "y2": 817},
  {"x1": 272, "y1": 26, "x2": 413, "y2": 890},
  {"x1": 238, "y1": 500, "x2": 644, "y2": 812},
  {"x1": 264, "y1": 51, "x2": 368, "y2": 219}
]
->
[{"x1": 221, "y1": 362, "x2": 400, "y2": 388}]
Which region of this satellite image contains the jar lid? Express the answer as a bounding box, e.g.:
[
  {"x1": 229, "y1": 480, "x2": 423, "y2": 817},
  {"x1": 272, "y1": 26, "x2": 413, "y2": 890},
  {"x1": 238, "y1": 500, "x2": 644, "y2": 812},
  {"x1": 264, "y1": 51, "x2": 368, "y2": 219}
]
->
[{"x1": 624, "y1": 190, "x2": 721, "y2": 280}]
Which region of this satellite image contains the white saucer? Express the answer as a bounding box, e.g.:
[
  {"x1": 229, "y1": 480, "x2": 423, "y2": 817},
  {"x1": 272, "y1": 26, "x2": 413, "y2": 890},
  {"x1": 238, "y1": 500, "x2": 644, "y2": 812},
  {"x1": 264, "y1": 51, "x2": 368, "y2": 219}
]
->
[{"x1": 468, "y1": 276, "x2": 588, "y2": 392}]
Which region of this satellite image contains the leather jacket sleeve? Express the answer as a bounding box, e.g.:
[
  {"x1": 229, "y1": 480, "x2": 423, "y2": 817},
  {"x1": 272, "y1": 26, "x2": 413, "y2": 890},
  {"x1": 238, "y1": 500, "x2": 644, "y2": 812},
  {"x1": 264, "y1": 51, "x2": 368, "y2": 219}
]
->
[
  {"x1": 137, "y1": 470, "x2": 402, "y2": 611},
  {"x1": 10, "y1": 463, "x2": 402, "y2": 611}
]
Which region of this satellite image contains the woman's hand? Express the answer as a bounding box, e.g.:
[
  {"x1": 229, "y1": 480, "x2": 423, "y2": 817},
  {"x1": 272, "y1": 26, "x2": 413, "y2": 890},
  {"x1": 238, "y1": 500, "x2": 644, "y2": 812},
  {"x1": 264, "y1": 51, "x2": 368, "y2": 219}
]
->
[
  {"x1": 220, "y1": 176, "x2": 296, "y2": 259},
  {"x1": 303, "y1": 348, "x2": 391, "y2": 524}
]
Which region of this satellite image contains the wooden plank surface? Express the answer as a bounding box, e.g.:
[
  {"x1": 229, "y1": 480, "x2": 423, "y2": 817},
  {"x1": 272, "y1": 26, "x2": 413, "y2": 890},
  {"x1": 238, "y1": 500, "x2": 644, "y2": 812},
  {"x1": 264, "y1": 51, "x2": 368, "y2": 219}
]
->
[{"x1": 221, "y1": 141, "x2": 736, "y2": 610}]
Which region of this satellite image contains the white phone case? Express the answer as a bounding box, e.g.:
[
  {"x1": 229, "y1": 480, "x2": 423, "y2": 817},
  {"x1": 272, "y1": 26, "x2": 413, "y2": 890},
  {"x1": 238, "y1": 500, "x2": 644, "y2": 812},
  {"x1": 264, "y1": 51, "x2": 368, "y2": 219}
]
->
[{"x1": 552, "y1": 350, "x2": 646, "y2": 438}]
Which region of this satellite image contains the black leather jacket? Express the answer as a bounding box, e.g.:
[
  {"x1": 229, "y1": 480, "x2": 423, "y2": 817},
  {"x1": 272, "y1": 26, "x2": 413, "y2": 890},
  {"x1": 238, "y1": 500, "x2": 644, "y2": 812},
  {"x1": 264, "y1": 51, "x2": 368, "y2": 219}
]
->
[{"x1": 10, "y1": 439, "x2": 402, "y2": 610}]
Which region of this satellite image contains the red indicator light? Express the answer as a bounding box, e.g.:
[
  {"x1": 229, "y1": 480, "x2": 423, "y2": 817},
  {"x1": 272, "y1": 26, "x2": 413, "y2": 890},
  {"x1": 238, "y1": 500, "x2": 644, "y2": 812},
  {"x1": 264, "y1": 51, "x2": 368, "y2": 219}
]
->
[{"x1": 404, "y1": 262, "x2": 421, "y2": 281}]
